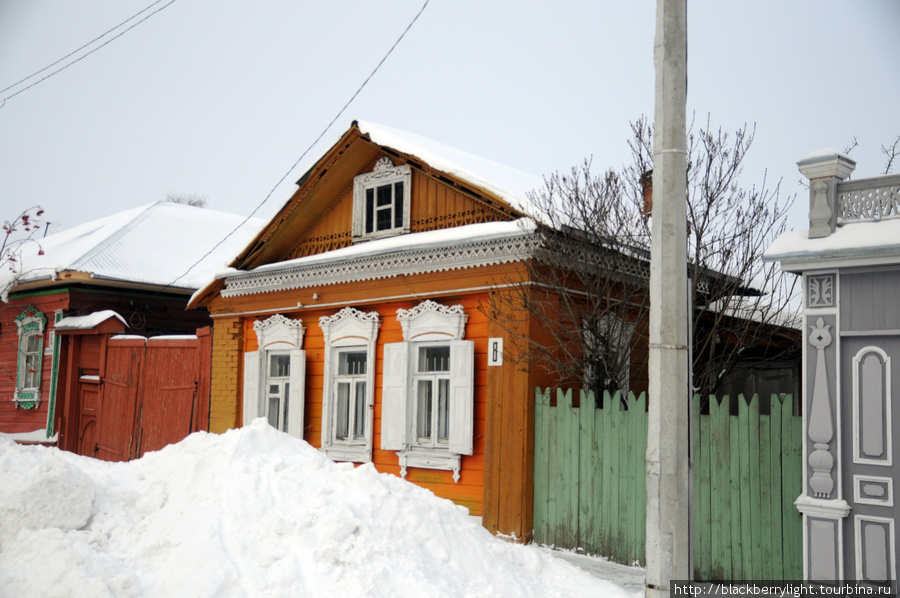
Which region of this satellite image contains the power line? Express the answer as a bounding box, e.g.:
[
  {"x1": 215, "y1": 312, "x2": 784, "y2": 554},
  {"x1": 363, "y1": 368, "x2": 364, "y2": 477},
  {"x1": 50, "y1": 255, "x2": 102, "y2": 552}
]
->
[
  {"x1": 164, "y1": 0, "x2": 430, "y2": 291},
  {"x1": 1, "y1": 0, "x2": 177, "y2": 106}
]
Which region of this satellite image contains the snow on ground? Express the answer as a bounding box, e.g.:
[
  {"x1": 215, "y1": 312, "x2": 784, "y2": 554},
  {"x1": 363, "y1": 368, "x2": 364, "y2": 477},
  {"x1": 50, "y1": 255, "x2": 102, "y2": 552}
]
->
[{"x1": 0, "y1": 420, "x2": 634, "y2": 598}]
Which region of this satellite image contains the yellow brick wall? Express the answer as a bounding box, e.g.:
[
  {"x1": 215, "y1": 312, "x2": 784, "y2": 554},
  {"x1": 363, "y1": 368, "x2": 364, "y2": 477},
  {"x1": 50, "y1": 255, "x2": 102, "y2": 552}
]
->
[{"x1": 209, "y1": 316, "x2": 244, "y2": 433}]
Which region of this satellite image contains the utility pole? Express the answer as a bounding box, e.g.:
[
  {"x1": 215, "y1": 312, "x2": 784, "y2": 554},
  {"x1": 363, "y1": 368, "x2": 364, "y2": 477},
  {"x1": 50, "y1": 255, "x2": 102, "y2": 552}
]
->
[{"x1": 645, "y1": 0, "x2": 690, "y2": 597}]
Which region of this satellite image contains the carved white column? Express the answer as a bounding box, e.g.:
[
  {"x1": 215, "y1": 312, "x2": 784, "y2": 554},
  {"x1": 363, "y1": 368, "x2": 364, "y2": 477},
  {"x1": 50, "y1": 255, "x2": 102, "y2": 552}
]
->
[{"x1": 808, "y1": 317, "x2": 835, "y2": 497}]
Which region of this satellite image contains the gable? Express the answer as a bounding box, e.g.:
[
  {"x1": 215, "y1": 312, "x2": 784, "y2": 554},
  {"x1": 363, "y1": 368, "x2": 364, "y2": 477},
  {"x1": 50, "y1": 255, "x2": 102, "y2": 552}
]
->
[{"x1": 235, "y1": 123, "x2": 530, "y2": 269}]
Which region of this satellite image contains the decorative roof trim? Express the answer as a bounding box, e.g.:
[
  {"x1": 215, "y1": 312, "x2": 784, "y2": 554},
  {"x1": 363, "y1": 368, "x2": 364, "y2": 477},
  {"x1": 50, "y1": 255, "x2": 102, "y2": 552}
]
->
[{"x1": 221, "y1": 231, "x2": 536, "y2": 298}]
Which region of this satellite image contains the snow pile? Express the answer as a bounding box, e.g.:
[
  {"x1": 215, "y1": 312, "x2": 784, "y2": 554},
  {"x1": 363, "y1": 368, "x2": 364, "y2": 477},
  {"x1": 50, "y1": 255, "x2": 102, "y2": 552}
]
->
[{"x1": 0, "y1": 420, "x2": 629, "y2": 598}]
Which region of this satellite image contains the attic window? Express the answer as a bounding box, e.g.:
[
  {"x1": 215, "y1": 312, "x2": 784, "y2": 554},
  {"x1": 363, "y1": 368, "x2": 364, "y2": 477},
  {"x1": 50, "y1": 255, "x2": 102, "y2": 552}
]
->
[{"x1": 352, "y1": 157, "x2": 411, "y2": 241}]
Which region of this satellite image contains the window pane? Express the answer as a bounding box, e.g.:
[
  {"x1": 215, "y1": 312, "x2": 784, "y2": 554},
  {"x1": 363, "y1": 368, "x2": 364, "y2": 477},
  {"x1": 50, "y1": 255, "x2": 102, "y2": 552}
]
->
[
  {"x1": 336, "y1": 382, "x2": 350, "y2": 440},
  {"x1": 283, "y1": 383, "x2": 290, "y2": 433},
  {"x1": 267, "y1": 396, "x2": 280, "y2": 429},
  {"x1": 353, "y1": 381, "x2": 366, "y2": 438},
  {"x1": 437, "y1": 379, "x2": 450, "y2": 443},
  {"x1": 376, "y1": 205, "x2": 392, "y2": 231},
  {"x1": 416, "y1": 380, "x2": 432, "y2": 442},
  {"x1": 26, "y1": 335, "x2": 41, "y2": 353},
  {"x1": 269, "y1": 354, "x2": 290, "y2": 378},
  {"x1": 418, "y1": 346, "x2": 450, "y2": 372},
  {"x1": 394, "y1": 181, "x2": 404, "y2": 229},
  {"x1": 338, "y1": 351, "x2": 367, "y2": 375},
  {"x1": 365, "y1": 188, "x2": 374, "y2": 234},
  {"x1": 376, "y1": 184, "x2": 393, "y2": 207}
]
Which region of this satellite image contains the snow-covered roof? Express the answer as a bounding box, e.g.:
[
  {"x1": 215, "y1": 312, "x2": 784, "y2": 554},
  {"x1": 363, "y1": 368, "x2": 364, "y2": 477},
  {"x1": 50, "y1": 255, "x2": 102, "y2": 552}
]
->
[
  {"x1": 1, "y1": 201, "x2": 264, "y2": 296},
  {"x1": 764, "y1": 218, "x2": 900, "y2": 270},
  {"x1": 54, "y1": 310, "x2": 127, "y2": 331},
  {"x1": 356, "y1": 120, "x2": 543, "y2": 215},
  {"x1": 233, "y1": 218, "x2": 536, "y2": 277}
]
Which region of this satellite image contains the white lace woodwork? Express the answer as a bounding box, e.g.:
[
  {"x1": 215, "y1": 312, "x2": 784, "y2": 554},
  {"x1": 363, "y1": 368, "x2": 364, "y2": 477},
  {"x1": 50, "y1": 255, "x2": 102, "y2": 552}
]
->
[
  {"x1": 221, "y1": 232, "x2": 536, "y2": 298},
  {"x1": 807, "y1": 274, "x2": 835, "y2": 309},
  {"x1": 808, "y1": 317, "x2": 836, "y2": 498},
  {"x1": 319, "y1": 307, "x2": 381, "y2": 463},
  {"x1": 837, "y1": 174, "x2": 900, "y2": 224}
]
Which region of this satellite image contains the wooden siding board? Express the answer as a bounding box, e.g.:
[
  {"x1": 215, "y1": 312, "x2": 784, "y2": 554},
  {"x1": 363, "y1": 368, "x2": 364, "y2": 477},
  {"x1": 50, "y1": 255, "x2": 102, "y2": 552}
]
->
[
  {"x1": 769, "y1": 394, "x2": 785, "y2": 580},
  {"x1": 697, "y1": 394, "x2": 711, "y2": 578}
]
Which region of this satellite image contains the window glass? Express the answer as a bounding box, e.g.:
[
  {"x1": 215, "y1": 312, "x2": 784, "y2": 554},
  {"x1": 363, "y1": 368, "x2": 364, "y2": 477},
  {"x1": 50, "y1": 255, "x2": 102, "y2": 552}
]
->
[
  {"x1": 393, "y1": 181, "x2": 404, "y2": 228},
  {"x1": 269, "y1": 354, "x2": 290, "y2": 378},
  {"x1": 418, "y1": 345, "x2": 450, "y2": 372},
  {"x1": 416, "y1": 379, "x2": 433, "y2": 442},
  {"x1": 338, "y1": 351, "x2": 367, "y2": 375},
  {"x1": 336, "y1": 382, "x2": 350, "y2": 440},
  {"x1": 353, "y1": 381, "x2": 366, "y2": 438},
  {"x1": 415, "y1": 345, "x2": 451, "y2": 447},
  {"x1": 334, "y1": 350, "x2": 368, "y2": 443}
]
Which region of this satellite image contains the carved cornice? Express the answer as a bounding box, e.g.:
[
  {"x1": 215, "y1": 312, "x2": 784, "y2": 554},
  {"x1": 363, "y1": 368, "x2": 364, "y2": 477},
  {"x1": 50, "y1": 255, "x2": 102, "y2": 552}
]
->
[
  {"x1": 253, "y1": 313, "x2": 305, "y2": 349},
  {"x1": 221, "y1": 230, "x2": 536, "y2": 298}
]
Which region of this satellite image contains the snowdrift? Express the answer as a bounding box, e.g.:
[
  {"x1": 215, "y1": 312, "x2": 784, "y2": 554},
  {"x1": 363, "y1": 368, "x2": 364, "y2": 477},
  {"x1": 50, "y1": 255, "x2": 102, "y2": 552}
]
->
[{"x1": 0, "y1": 420, "x2": 629, "y2": 598}]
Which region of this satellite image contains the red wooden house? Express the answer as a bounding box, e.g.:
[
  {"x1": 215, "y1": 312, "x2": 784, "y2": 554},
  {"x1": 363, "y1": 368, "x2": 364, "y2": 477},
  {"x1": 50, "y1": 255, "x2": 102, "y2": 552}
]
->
[
  {"x1": 0, "y1": 201, "x2": 260, "y2": 453},
  {"x1": 189, "y1": 121, "x2": 576, "y2": 539}
]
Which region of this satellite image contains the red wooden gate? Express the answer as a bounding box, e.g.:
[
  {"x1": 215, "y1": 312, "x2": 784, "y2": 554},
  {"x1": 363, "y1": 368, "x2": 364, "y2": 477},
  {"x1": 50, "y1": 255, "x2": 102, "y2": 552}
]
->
[{"x1": 59, "y1": 327, "x2": 211, "y2": 461}]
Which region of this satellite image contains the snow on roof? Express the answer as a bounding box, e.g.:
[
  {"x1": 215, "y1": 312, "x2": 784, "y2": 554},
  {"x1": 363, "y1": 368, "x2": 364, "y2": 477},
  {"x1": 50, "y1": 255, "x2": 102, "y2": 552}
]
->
[
  {"x1": 54, "y1": 310, "x2": 127, "y2": 331},
  {"x1": 1, "y1": 201, "x2": 264, "y2": 295},
  {"x1": 764, "y1": 218, "x2": 900, "y2": 267},
  {"x1": 0, "y1": 420, "x2": 632, "y2": 597},
  {"x1": 356, "y1": 120, "x2": 544, "y2": 215},
  {"x1": 232, "y1": 218, "x2": 537, "y2": 278}
]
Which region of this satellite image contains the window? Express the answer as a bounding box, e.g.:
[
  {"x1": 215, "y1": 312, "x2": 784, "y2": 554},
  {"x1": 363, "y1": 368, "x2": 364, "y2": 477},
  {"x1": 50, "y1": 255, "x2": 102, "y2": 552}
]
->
[
  {"x1": 352, "y1": 157, "x2": 411, "y2": 241},
  {"x1": 14, "y1": 307, "x2": 46, "y2": 409},
  {"x1": 264, "y1": 352, "x2": 292, "y2": 431},
  {"x1": 243, "y1": 314, "x2": 306, "y2": 438},
  {"x1": 583, "y1": 313, "x2": 633, "y2": 397},
  {"x1": 414, "y1": 345, "x2": 451, "y2": 448},
  {"x1": 382, "y1": 301, "x2": 474, "y2": 483},
  {"x1": 334, "y1": 350, "x2": 367, "y2": 442},
  {"x1": 319, "y1": 307, "x2": 380, "y2": 463}
]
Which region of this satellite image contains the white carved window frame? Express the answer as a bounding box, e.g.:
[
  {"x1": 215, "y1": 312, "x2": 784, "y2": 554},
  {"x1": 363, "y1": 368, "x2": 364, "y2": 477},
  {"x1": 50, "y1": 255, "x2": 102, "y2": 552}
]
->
[
  {"x1": 351, "y1": 157, "x2": 412, "y2": 242},
  {"x1": 851, "y1": 345, "x2": 892, "y2": 466},
  {"x1": 381, "y1": 300, "x2": 474, "y2": 483},
  {"x1": 14, "y1": 307, "x2": 46, "y2": 408},
  {"x1": 319, "y1": 307, "x2": 381, "y2": 463},
  {"x1": 243, "y1": 314, "x2": 306, "y2": 439}
]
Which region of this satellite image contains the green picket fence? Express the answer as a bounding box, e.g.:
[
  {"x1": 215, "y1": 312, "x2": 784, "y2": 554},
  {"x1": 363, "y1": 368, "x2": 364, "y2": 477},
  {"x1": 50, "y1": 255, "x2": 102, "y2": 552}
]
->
[{"x1": 533, "y1": 388, "x2": 803, "y2": 580}]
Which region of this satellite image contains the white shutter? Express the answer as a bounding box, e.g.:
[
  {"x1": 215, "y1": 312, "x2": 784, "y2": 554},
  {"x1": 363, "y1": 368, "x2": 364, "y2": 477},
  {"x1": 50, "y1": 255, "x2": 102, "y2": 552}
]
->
[
  {"x1": 448, "y1": 340, "x2": 475, "y2": 455},
  {"x1": 286, "y1": 349, "x2": 306, "y2": 439},
  {"x1": 381, "y1": 342, "x2": 409, "y2": 451},
  {"x1": 242, "y1": 351, "x2": 260, "y2": 426}
]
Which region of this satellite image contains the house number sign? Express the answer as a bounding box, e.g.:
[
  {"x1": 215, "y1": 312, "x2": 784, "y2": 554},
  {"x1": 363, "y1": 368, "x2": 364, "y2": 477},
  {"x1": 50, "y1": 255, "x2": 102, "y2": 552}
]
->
[{"x1": 488, "y1": 338, "x2": 503, "y2": 366}]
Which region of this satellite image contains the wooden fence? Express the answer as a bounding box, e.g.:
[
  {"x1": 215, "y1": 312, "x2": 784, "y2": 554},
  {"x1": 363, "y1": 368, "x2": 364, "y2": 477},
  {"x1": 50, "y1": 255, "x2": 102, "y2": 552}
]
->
[{"x1": 533, "y1": 388, "x2": 803, "y2": 580}]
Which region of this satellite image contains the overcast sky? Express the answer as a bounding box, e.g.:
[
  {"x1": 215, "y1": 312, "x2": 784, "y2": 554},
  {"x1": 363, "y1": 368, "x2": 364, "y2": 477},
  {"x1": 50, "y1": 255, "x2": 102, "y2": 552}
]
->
[{"x1": 2, "y1": 1, "x2": 898, "y2": 238}]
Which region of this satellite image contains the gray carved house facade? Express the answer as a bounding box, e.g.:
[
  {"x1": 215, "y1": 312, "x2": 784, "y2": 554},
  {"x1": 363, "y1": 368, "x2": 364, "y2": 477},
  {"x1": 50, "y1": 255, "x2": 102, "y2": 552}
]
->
[{"x1": 766, "y1": 151, "x2": 900, "y2": 585}]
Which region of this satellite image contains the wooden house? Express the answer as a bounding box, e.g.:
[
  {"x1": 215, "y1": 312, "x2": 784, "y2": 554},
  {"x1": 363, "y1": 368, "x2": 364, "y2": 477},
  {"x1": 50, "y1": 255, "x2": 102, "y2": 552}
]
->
[
  {"x1": 191, "y1": 121, "x2": 802, "y2": 543},
  {"x1": 0, "y1": 201, "x2": 260, "y2": 452},
  {"x1": 189, "y1": 121, "x2": 574, "y2": 539}
]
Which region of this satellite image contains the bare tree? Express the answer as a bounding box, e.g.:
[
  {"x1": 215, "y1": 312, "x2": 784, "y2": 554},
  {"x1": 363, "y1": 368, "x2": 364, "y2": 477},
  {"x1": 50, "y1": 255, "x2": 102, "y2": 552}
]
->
[
  {"x1": 881, "y1": 134, "x2": 900, "y2": 174},
  {"x1": 165, "y1": 193, "x2": 208, "y2": 208},
  {"x1": 1, "y1": 206, "x2": 48, "y2": 300},
  {"x1": 487, "y1": 117, "x2": 800, "y2": 403}
]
